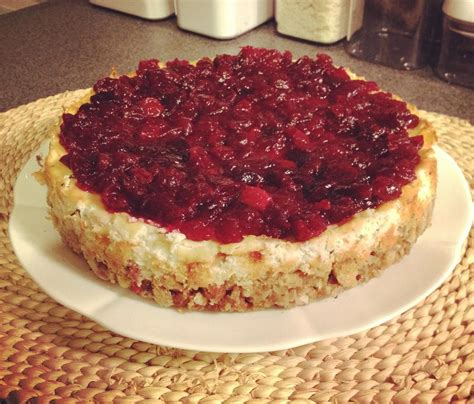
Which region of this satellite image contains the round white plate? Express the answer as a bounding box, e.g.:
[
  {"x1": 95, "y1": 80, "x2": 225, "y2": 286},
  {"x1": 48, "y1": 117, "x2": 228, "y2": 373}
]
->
[{"x1": 9, "y1": 145, "x2": 473, "y2": 353}]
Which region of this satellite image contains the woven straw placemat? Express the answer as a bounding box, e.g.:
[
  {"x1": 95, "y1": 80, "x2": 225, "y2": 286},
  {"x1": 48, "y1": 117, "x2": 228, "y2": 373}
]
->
[{"x1": 0, "y1": 90, "x2": 473, "y2": 403}]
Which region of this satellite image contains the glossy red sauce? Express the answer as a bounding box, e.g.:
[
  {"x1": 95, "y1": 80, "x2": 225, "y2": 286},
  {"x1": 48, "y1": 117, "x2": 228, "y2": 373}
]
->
[{"x1": 59, "y1": 47, "x2": 422, "y2": 243}]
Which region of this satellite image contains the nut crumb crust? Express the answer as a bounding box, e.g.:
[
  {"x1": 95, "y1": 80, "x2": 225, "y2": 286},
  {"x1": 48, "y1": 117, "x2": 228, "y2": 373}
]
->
[{"x1": 43, "y1": 71, "x2": 437, "y2": 312}]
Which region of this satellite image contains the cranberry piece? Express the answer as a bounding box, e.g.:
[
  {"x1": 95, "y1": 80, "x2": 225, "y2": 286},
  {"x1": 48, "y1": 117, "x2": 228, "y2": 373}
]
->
[
  {"x1": 103, "y1": 185, "x2": 130, "y2": 211},
  {"x1": 313, "y1": 199, "x2": 331, "y2": 211},
  {"x1": 189, "y1": 146, "x2": 218, "y2": 172},
  {"x1": 59, "y1": 47, "x2": 423, "y2": 243},
  {"x1": 137, "y1": 59, "x2": 160, "y2": 72},
  {"x1": 235, "y1": 208, "x2": 264, "y2": 235},
  {"x1": 373, "y1": 176, "x2": 402, "y2": 201},
  {"x1": 137, "y1": 97, "x2": 164, "y2": 118},
  {"x1": 216, "y1": 217, "x2": 244, "y2": 243},
  {"x1": 240, "y1": 185, "x2": 272, "y2": 211},
  {"x1": 180, "y1": 220, "x2": 215, "y2": 241},
  {"x1": 287, "y1": 127, "x2": 316, "y2": 152},
  {"x1": 138, "y1": 122, "x2": 165, "y2": 140},
  {"x1": 292, "y1": 215, "x2": 327, "y2": 242}
]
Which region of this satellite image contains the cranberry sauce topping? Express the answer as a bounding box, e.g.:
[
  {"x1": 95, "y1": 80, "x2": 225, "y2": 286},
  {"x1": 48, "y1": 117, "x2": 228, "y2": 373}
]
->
[{"x1": 59, "y1": 47, "x2": 422, "y2": 243}]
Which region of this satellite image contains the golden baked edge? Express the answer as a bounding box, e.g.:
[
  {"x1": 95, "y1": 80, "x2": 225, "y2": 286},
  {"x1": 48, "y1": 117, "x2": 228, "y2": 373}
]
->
[{"x1": 42, "y1": 89, "x2": 438, "y2": 312}]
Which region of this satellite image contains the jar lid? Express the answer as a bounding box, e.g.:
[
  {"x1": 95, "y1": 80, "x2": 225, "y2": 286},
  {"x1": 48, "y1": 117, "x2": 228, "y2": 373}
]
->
[{"x1": 443, "y1": 0, "x2": 474, "y2": 23}]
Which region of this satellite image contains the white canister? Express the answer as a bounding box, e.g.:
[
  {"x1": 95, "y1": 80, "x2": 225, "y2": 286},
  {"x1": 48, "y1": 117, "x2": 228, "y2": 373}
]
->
[
  {"x1": 276, "y1": 0, "x2": 364, "y2": 44},
  {"x1": 174, "y1": 0, "x2": 274, "y2": 39},
  {"x1": 90, "y1": 0, "x2": 175, "y2": 20}
]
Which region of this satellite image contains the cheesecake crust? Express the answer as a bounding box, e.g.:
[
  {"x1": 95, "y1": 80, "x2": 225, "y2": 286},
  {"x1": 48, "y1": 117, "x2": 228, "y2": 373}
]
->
[
  {"x1": 43, "y1": 95, "x2": 437, "y2": 311},
  {"x1": 42, "y1": 60, "x2": 438, "y2": 311}
]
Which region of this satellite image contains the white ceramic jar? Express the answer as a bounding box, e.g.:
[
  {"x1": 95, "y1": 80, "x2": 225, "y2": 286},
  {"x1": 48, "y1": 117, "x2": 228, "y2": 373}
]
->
[
  {"x1": 276, "y1": 0, "x2": 364, "y2": 44},
  {"x1": 174, "y1": 0, "x2": 274, "y2": 39},
  {"x1": 90, "y1": 0, "x2": 175, "y2": 20}
]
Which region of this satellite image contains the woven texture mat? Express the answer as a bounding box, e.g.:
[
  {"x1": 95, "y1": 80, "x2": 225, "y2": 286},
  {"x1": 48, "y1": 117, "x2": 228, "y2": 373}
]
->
[{"x1": 0, "y1": 90, "x2": 473, "y2": 404}]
